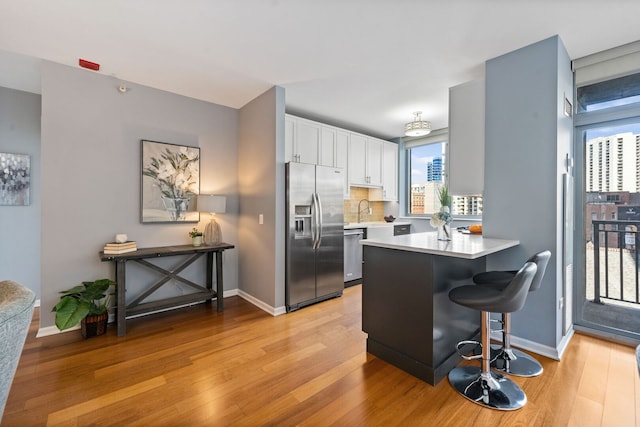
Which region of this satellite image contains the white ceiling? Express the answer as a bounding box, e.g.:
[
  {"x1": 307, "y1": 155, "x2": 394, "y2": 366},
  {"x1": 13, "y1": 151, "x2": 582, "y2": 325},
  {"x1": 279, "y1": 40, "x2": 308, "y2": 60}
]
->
[{"x1": 1, "y1": 0, "x2": 639, "y2": 140}]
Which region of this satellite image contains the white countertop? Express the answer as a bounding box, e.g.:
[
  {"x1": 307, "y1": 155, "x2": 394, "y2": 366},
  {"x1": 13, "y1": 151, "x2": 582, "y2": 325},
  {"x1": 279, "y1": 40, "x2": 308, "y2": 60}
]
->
[
  {"x1": 344, "y1": 221, "x2": 410, "y2": 230},
  {"x1": 360, "y1": 231, "x2": 519, "y2": 259}
]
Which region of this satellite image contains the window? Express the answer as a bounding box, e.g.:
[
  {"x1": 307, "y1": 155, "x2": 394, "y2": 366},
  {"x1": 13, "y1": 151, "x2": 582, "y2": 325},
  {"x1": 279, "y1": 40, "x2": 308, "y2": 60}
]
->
[
  {"x1": 406, "y1": 132, "x2": 483, "y2": 216},
  {"x1": 577, "y1": 72, "x2": 640, "y2": 112},
  {"x1": 408, "y1": 142, "x2": 446, "y2": 214}
]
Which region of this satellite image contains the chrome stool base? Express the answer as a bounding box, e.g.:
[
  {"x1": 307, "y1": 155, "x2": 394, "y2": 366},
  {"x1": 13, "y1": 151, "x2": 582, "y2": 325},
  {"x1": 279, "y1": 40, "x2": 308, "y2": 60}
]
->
[
  {"x1": 490, "y1": 346, "x2": 543, "y2": 377},
  {"x1": 448, "y1": 366, "x2": 527, "y2": 411}
]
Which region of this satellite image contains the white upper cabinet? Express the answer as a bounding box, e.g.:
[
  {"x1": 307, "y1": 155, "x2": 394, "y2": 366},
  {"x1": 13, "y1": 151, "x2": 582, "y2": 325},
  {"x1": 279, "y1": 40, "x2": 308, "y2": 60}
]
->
[
  {"x1": 336, "y1": 131, "x2": 350, "y2": 199},
  {"x1": 285, "y1": 114, "x2": 396, "y2": 200},
  {"x1": 448, "y1": 79, "x2": 485, "y2": 195},
  {"x1": 285, "y1": 115, "x2": 319, "y2": 164},
  {"x1": 284, "y1": 115, "x2": 296, "y2": 163},
  {"x1": 349, "y1": 135, "x2": 382, "y2": 187},
  {"x1": 370, "y1": 141, "x2": 398, "y2": 201},
  {"x1": 349, "y1": 133, "x2": 367, "y2": 185},
  {"x1": 296, "y1": 119, "x2": 320, "y2": 164},
  {"x1": 366, "y1": 138, "x2": 383, "y2": 187},
  {"x1": 319, "y1": 126, "x2": 336, "y2": 167},
  {"x1": 382, "y1": 141, "x2": 398, "y2": 201}
]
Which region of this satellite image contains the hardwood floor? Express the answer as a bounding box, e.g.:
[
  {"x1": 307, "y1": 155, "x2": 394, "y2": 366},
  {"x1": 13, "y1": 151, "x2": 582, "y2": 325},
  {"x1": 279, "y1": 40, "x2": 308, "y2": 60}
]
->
[{"x1": 2, "y1": 286, "x2": 639, "y2": 426}]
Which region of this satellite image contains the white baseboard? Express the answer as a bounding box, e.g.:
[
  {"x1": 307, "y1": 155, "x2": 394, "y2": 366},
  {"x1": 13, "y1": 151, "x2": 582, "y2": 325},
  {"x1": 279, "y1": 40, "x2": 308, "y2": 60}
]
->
[
  {"x1": 37, "y1": 324, "x2": 76, "y2": 338},
  {"x1": 37, "y1": 289, "x2": 246, "y2": 337},
  {"x1": 236, "y1": 289, "x2": 286, "y2": 316},
  {"x1": 490, "y1": 327, "x2": 575, "y2": 361}
]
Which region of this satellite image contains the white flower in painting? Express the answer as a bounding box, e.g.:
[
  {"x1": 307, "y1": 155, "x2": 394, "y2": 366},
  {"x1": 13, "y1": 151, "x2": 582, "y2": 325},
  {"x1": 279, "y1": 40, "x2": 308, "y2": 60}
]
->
[
  {"x1": 157, "y1": 163, "x2": 176, "y2": 180},
  {"x1": 174, "y1": 173, "x2": 188, "y2": 191},
  {"x1": 142, "y1": 146, "x2": 199, "y2": 199}
]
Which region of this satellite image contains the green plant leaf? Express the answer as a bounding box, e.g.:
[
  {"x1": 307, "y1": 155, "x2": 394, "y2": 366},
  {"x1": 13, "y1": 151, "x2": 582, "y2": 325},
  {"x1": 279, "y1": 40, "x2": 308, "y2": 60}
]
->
[{"x1": 53, "y1": 297, "x2": 91, "y2": 330}]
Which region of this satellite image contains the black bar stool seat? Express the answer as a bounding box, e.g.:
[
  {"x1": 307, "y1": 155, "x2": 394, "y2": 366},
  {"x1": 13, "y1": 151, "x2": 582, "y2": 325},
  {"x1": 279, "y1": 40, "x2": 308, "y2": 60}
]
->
[{"x1": 448, "y1": 262, "x2": 537, "y2": 411}]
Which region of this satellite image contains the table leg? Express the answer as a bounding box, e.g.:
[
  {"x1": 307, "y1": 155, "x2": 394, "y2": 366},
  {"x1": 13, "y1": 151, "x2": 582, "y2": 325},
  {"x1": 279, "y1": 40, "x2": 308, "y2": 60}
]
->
[
  {"x1": 206, "y1": 252, "x2": 213, "y2": 304},
  {"x1": 116, "y1": 260, "x2": 127, "y2": 336},
  {"x1": 216, "y1": 251, "x2": 224, "y2": 312}
]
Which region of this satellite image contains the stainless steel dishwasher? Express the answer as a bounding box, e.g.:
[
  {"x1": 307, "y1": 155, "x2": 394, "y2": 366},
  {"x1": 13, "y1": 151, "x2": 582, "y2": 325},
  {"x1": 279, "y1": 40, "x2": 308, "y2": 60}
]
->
[{"x1": 344, "y1": 228, "x2": 365, "y2": 283}]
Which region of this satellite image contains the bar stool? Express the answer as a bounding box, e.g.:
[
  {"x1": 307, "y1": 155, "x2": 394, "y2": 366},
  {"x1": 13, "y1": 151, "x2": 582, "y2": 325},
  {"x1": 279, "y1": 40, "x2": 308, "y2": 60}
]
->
[
  {"x1": 448, "y1": 262, "x2": 537, "y2": 411},
  {"x1": 472, "y1": 250, "x2": 551, "y2": 377}
]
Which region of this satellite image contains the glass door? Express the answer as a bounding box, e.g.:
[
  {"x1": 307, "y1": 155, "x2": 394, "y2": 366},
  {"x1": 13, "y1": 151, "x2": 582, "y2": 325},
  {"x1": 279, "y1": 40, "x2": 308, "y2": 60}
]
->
[{"x1": 574, "y1": 120, "x2": 640, "y2": 341}]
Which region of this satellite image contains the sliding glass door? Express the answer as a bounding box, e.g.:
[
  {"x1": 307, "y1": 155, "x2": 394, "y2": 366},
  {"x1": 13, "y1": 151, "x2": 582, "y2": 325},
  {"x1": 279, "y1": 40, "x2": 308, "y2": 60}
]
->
[{"x1": 574, "y1": 120, "x2": 640, "y2": 341}]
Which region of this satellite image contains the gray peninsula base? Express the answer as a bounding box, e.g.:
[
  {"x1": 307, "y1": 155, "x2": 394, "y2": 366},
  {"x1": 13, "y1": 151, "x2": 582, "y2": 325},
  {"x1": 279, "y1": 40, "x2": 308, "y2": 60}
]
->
[{"x1": 362, "y1": 245, "x2": 484, "y2": 385}]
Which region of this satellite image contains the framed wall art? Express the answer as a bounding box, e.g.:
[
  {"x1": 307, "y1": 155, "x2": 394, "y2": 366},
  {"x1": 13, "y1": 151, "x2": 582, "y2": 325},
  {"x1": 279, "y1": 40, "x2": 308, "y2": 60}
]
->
[
  {"x1": 140, "y1": 140, "x2": 200, "y2": 223},
  {"x1": 0, "y1": 152, "x2": 30, "y2": 206}
]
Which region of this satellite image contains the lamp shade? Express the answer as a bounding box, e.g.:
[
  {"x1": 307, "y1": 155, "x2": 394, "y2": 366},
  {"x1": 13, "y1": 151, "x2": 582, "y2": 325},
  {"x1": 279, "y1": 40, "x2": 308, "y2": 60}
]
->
[
  {"x1": 404, "y1": 111, "x2": 432, "y2": 137},
  {"x1": 197, "y1": 195, "x2": 226, "y2": 213}
]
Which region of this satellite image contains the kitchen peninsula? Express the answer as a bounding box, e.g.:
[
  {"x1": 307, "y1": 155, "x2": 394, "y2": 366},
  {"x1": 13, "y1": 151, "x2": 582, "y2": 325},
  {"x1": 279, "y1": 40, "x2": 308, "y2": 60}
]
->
[{"x1": 361, "y1": 231, "x2": 519, "y2": 385}]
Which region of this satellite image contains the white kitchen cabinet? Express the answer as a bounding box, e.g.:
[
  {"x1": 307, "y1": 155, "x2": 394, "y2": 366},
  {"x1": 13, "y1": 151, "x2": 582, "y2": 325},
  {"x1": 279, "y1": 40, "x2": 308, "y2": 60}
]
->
[
  {"x1": 296, "y1": 119, "x2": 320, "y2": 164},
  {"x1": 336, "y1": 131, "x2": 350, "y2": 199},
  {"x1": 286, "y1": 114, "x2": 397, "y2": 200},
  {"x1": 448, "y1": 79, "x2": 484, "y2": 195},
  {"x1": 319, "y1": 126, "x2": 336, "y2": 167},
  {"x1": 370, "y1": 141, "x2": 398, "y2": 201},
  {"x1": 284, "y1": 115, "x2": 296, "y2": 163},
  {"x1": 349, "y1": 135, "x2": 382, "y2": 187},
  {"x1": 285, "y1": 115, "x2": 319, "y2": 164},
  {"x1": 349, "y1": 134, "x2": 367, "y2": 185},
  {"x1": 382, "y1": 141, "x2": 398, "y2": 201}
]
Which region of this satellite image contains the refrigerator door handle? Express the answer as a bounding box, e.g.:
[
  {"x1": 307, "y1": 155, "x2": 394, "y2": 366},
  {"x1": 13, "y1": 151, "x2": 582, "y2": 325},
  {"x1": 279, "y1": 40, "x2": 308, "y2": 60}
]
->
[
  {"x1": 315, "y1": 193, "x2": 323, "y2": 248},
  {"x1": 311, "y1": 192, "x2": 319, "y2": 249}
]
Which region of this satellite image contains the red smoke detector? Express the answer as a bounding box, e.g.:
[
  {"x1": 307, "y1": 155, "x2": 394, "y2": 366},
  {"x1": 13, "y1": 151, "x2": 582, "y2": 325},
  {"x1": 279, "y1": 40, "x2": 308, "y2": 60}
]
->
[{"x1": 78, "y1": 58, "x2": 100, "y2": 71}]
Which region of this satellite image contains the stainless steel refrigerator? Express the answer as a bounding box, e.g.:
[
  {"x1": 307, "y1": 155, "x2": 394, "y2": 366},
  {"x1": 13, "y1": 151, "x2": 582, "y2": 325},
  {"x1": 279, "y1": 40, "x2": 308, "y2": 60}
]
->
[{"x1": 286, "y1": 162, "x2": 344, "y2": 311}]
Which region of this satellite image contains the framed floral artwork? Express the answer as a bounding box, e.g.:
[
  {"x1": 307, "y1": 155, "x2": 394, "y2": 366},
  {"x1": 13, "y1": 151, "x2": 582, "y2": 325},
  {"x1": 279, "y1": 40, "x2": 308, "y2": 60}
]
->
[
  {"x1": 140, "y1": 140, "x2": 200, "y2": 223},
  {"x1": 0, "y1": 152, "x2": 30, "y2": 206}
]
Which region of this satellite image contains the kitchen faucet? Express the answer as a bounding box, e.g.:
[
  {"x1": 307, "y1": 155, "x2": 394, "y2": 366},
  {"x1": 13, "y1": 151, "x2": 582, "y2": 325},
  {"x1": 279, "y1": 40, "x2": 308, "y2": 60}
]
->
[{"x1": 358, "y1": 199, "x2": 371, "y2": 223}]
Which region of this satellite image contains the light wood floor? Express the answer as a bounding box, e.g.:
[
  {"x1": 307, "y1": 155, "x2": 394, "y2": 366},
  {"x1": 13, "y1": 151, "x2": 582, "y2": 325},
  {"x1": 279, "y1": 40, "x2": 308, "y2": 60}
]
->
[{"x1": 2, "y1": 286, "x2": 639, "y2": 426}]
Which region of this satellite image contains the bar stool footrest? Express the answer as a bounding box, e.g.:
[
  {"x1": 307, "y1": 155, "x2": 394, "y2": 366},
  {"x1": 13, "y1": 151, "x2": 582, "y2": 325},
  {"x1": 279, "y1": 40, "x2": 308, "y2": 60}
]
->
[{"x1": 456, "y1": 340, "x2": 483, "y2": 360}]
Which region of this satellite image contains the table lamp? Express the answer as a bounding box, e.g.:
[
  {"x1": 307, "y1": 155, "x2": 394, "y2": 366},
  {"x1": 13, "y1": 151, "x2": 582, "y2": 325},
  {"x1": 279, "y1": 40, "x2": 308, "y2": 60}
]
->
[{"x1": 197, "y1": 195, "x2": 226, "y2": 245}]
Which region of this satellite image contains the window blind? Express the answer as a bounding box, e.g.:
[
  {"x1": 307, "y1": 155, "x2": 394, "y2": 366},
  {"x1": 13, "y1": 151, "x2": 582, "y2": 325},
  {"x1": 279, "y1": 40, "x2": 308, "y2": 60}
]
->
[{"x1": 572, "y1": 40, "x2": 640, "y2": 87}]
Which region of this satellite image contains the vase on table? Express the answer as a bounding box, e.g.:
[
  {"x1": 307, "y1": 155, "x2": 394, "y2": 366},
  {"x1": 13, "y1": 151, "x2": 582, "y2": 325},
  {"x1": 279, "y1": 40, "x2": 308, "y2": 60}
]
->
[
  {"x1": 161, "y1": 196, "x2": 190, "y2": 221},
  {"x1": 437, "y1": 223, "x2": 451, "y2": 241},
  {"x1": 192, "y1": 235, "x2": 203, "y2": 247},
  {"x1": 431, "y1": 205, "x2": 452, "y2": 241}
]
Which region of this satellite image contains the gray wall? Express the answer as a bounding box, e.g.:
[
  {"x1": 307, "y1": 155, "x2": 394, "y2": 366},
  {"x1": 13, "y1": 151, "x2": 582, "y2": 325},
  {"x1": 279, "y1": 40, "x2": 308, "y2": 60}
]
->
[
  {"x1": 39, "y1": 61, "x2": 239, "y2": 329},
  {"x1": 484, "y1": 36, "x2": 573, "y2": 350},
  {"x1": 237, "y1": 86, "x2": 286, "y2": 310},
  {"x1": 0, "y1": 87, "x2": 41, "y2": 297}
]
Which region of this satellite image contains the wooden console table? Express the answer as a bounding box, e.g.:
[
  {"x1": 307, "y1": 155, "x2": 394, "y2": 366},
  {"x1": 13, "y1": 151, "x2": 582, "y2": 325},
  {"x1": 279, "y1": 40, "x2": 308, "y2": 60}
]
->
[{"x1": 100, "y1": 243, "x2": 234, "y2": 336}]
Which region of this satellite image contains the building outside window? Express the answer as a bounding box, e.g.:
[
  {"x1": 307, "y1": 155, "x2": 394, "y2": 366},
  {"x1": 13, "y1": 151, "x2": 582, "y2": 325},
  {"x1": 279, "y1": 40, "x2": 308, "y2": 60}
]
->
[{"x1": 406, "y1": 133, "x2": 483, "y2": 216}]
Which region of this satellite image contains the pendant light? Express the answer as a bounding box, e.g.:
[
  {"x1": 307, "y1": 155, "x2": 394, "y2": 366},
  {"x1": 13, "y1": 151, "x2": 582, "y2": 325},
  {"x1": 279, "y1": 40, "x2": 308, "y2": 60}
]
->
[{"x1": 404, "y1": 111, "x2": 432, "y2": 137}]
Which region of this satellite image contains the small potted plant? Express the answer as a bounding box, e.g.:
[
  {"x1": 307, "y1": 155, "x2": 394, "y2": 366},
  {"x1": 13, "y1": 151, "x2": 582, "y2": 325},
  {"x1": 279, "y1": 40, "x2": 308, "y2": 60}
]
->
[
  {"x1": 189, "y1": 227, "x2": 203, "y2": 246},
  {"x1": 52, "y1": 278, "x2": 115, "y2": 338}
]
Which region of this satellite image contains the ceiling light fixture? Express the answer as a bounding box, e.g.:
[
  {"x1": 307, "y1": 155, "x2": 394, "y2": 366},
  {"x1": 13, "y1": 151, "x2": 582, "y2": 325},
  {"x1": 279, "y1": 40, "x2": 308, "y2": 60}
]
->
[{"x1": 404, "y1": 111, "x2": 431, "y2": 137}]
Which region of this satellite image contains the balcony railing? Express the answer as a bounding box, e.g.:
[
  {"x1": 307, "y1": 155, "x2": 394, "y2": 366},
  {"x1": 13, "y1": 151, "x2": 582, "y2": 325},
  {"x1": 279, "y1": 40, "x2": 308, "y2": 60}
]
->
[{"x1": 591, "y1": 220, "x2": 640, "y2": 305}]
